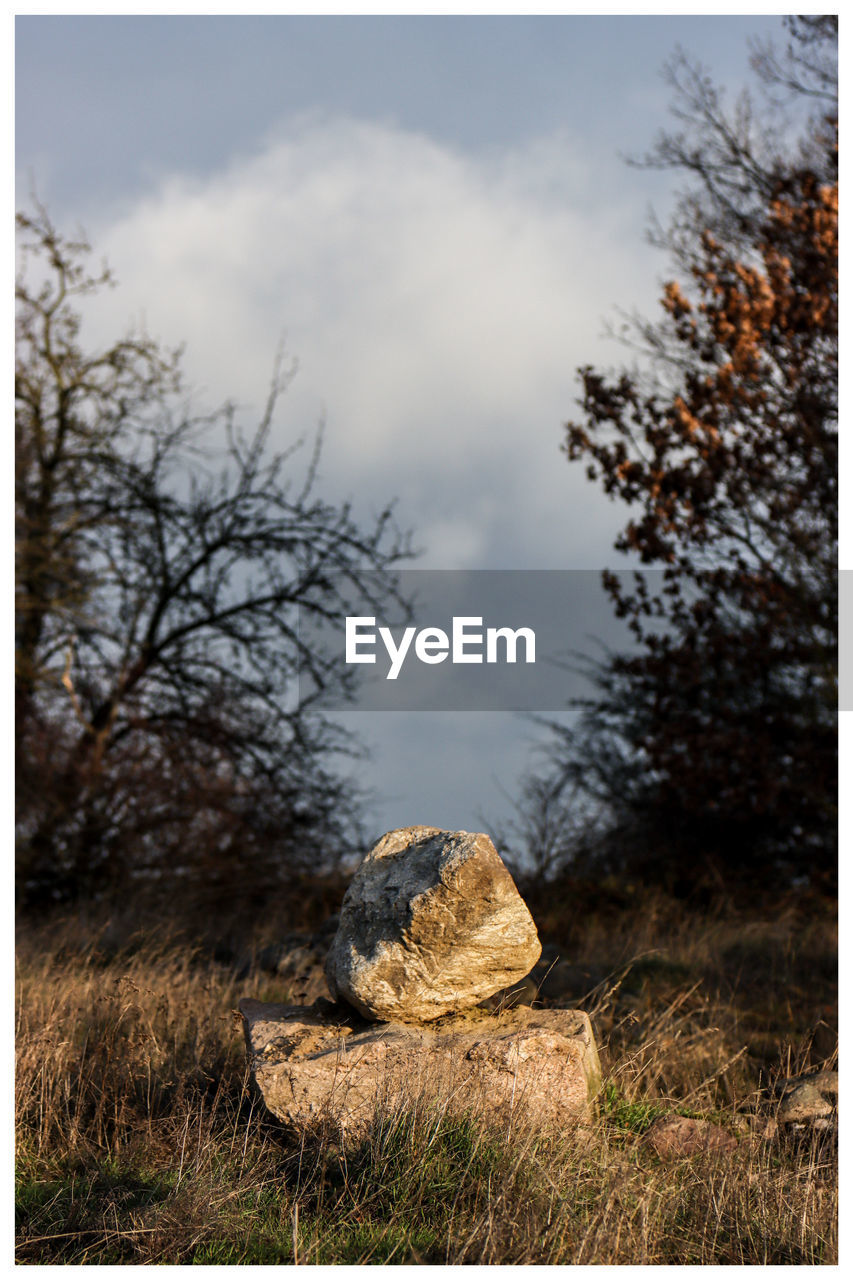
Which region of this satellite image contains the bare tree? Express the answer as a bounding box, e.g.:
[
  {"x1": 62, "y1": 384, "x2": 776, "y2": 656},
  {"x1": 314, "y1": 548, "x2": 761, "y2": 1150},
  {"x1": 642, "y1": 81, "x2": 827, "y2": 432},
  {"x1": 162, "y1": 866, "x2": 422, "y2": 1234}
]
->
[{"x1": 16, "y1": 204, "x2": 412, "y2": 908}]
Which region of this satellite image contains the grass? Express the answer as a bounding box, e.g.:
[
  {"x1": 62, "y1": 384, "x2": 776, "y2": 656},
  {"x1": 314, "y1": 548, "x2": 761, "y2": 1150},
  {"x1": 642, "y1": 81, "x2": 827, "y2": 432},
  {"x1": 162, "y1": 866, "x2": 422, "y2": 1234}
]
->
[{"x1": 15, "y1": 890, "x2": 837, "y2": 1264}]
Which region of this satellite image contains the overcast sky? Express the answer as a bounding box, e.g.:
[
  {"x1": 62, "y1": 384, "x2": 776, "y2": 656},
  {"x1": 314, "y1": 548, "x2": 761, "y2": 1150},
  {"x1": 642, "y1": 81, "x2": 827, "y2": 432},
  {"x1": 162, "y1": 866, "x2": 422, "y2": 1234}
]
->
[{"x1": 16, "y1": 13, "x2": 795, "y2": 848}]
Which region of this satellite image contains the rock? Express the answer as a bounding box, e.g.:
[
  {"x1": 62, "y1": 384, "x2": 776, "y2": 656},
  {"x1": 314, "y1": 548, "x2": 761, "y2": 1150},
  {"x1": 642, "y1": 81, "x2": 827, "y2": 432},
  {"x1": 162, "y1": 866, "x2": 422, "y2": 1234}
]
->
[
  {"x1": 777, "y1": 1081, "x2": 833, "y2": 1124},
  {"x1": 771, "y1": 1068, "x2": 837, "y2": 1131},
  {"x1": 325, "y1": 827, "x2": 541, "y2": 1023},
  {"x1": 777, "y1": 1068, "x2": 837, "y2": 1102},
  {"x1": 807, "y1": 1068, "x2": 839, "y2": 1100},
  {"x1": 731, "y1": 1068, "x2": 838, "y2": 1144},
  {"x1": 239, "y1": 997, "x2": 600, "y2": 1139},
  {"x1": 644, "y1": 1114, "x2": 738, "y2": 1159}
]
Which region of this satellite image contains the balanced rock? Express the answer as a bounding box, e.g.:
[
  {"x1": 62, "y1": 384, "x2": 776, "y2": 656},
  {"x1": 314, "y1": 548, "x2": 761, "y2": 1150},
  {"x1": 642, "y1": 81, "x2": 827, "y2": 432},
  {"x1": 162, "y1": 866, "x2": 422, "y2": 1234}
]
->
[
  {"x1": 325, "y1": 827, "x2": 542, "y2": 1022},
  {"x1": 239, "y1": 997, "x2": 600, "y2": 1138}
]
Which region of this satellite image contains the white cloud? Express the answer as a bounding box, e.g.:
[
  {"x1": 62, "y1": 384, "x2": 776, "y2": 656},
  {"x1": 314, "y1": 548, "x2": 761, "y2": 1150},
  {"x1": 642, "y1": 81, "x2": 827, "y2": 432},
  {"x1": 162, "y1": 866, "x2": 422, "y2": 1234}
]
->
[{"x1": 81, "y1": 114, "x2": 662, "y2": 568}]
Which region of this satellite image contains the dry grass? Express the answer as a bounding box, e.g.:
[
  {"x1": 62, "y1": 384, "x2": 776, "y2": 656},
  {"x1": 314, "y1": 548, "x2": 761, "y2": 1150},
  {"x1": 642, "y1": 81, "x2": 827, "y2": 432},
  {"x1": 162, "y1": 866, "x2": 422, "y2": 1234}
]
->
[{"x1": 15, "y1": 894, "x2": 837, "y2": 1264}]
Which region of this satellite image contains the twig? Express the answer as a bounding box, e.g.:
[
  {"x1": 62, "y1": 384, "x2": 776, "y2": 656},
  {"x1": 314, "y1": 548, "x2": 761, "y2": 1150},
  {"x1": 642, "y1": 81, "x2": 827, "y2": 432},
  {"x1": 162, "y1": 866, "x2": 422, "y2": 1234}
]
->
[{"x1": 291, "y1": 1201, "x2": 300, "y2": 1265}]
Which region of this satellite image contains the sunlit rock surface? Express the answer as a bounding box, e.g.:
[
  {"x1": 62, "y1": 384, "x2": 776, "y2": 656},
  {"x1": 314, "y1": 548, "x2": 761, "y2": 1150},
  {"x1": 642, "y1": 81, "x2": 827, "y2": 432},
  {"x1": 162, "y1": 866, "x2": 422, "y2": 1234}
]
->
[
  {"x1": 325, "y1": 827, "x2": 542, "y2": 1023},
  {"x1": 239, "y1": 997, "x2": 601, "y2": 1138}
]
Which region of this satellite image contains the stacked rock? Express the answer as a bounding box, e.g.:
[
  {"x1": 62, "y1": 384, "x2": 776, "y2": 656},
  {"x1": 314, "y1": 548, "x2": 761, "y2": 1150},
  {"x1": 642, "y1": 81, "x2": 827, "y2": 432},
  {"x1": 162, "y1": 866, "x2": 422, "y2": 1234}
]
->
[
  {"x1": 240, "y1": 827, "x2": 600, "y2": 1137},
  {"x1": 325, "y1": 826, "x2": 542, "y2": 1022}
]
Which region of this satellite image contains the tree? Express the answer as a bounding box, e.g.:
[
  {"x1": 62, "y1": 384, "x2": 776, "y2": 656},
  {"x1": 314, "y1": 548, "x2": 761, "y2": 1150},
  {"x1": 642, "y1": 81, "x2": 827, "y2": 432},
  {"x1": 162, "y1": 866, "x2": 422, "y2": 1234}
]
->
[
  {"x1": 15, "y1": 204, "x2": 411, "y2": 910},
  {"x1": 537, "y1": 19, "x2": 837, "y2": 893}
]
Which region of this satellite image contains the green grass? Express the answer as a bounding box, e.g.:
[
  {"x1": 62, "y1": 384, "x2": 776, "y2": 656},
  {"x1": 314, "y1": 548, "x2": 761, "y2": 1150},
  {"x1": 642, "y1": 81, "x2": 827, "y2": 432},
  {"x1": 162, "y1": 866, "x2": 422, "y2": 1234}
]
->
[{"x1": 599, "y1": 1082, "x2": 670, "y2": 1134}]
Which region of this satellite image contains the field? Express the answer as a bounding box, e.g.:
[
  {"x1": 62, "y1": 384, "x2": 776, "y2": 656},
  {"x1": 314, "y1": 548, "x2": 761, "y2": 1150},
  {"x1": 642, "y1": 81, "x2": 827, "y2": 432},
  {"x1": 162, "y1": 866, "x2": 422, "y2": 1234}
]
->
[{"x1": 15, "y1": 887, "x2": 837, "y2": 1264}]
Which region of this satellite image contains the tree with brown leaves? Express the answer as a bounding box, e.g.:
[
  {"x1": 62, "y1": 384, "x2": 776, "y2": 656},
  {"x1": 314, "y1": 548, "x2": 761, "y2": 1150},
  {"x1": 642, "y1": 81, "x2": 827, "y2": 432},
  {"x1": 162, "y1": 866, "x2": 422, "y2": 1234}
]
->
[{"x1": 544, "y1": 19, "x2": 837, "y2": 893}]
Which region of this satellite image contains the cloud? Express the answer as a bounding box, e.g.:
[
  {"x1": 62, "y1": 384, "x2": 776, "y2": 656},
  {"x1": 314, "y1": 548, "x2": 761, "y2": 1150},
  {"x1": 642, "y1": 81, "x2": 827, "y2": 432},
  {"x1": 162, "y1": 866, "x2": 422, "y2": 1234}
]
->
[{"x1": 81, "y1": 114, "x2": 661, "y2": 568}]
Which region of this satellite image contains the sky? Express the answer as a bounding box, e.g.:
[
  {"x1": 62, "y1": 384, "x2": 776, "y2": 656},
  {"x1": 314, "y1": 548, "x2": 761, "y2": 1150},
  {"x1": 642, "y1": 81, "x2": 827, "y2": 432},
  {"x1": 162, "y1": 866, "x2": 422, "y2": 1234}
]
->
[{"x1": 15, "y1": 13, "x2": 804, "y2": 850}]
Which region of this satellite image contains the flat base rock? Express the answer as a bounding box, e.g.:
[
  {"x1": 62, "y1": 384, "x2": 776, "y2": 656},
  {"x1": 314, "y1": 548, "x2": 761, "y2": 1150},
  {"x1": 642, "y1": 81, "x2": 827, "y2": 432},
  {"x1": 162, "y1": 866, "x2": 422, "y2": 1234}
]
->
[{"x1": 239, "y1": 997, "x2": 601, "y2": 1139}]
